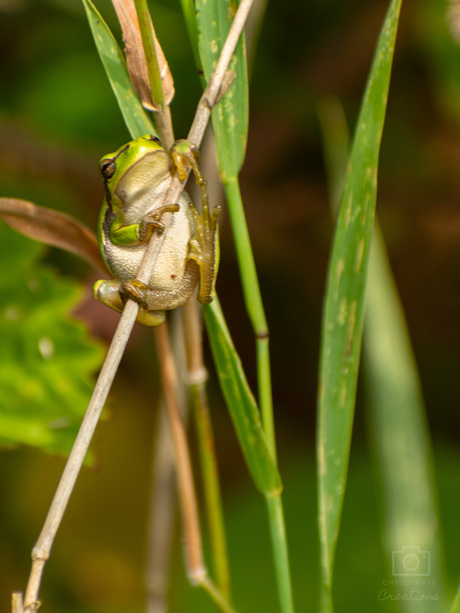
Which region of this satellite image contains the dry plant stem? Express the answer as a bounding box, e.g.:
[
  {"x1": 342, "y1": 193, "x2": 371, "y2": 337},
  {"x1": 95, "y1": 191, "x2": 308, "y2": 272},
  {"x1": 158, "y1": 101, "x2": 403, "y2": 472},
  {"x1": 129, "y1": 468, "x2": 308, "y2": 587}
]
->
[
  {"x1": 146, "y1": 409, "x2": 177, "y2": 613},
  {"x1": 21, "y1": 319, "x2": 169, "y2": 610},
  {"x1": 154, "y1": 323, "x2": 205, "y2": 580},
  {"x1": 156, "y1": 108, "x2": 174, "y2": 151},
  {"x1": 17, "y1": 2, "x2": 253, "y2": 610},
  {"x1": 182, "y1": 299, "x2": 207, "y2": 383},
  {"x1": 22, "y1": 297, "x2": 141, "y2": 612},
  {"x1": 12, "y1": 593, "x2": 23, "y2": 613},
  {"x1": 22, "y1": 224, "x2": 172, "y2": 613}
]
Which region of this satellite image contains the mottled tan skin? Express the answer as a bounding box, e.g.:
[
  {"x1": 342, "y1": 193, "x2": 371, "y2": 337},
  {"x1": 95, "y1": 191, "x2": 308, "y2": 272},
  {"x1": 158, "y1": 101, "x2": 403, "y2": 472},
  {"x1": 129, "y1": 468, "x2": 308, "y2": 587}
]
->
[{"x1": 94, "y1": 135, "x2": 219, "y2": 326}]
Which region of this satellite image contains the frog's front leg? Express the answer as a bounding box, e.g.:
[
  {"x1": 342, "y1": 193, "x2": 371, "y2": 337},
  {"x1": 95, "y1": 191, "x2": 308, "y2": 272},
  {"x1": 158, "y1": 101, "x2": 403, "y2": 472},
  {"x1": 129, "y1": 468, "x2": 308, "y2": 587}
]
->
[
  {"x1": 110, "y1": 203, "x2": 180, "y2": 246},
  {"x1": 93, "y1": 279, "x2": 165, "y2": 326}
]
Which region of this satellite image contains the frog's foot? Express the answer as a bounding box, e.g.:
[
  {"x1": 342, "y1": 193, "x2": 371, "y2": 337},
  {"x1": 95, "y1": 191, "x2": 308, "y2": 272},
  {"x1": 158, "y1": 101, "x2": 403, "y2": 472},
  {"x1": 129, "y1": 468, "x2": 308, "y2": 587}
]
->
[
  {"x1": 121, "y1": 279, "x2": 165, "y2": 326},
  {"x1": 170, "y1": 139, "x2": 205, "y2": 187},
  {"x1": 94, "y1": 279, "x2": 165, "y2": 326},
  {"x1": 120, "y1": 278, "x2": 150, "y2": 310},
  {"x1": 140, "y1": 203, "x2": 180, "y2": 241}
]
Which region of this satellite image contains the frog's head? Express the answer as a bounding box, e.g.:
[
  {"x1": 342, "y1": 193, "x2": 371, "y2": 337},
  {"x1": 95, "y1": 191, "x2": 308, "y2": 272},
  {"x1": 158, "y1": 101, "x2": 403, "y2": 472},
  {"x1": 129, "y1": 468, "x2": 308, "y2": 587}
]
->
[{"x1": 100, "y1": 135, "x2": 170, "y2": 212}]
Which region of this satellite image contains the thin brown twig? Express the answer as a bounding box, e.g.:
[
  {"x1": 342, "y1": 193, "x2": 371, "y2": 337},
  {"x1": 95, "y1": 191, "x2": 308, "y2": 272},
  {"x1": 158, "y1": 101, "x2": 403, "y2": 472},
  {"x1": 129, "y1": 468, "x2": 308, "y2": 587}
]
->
[
  {"x1": 154, "y1": 324, "x2": 205, "y2": 580},
  {"x1": 145, "y1": 408, "x2": 176, "y2": 613},
  {"x1": 17, "y1": 1, "x2": 254, "y2": 611}
]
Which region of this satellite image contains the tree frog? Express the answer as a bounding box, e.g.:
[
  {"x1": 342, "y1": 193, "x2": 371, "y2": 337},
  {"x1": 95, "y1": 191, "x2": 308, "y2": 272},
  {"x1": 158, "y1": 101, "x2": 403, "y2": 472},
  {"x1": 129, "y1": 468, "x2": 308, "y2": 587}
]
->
[{"x1": 93, "y1": 135, "x2": 220, "y2": 326}]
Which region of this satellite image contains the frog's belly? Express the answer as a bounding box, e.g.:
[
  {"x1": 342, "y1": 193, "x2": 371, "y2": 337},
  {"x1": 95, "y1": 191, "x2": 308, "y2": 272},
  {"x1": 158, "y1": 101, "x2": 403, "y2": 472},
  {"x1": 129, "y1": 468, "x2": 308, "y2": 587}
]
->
[
  {"x1": 103, "y1": 196, "x2": 199, "y2": 308},
  {"x1": 143, "y1": 259, "x2": 200, "y2": 310}
]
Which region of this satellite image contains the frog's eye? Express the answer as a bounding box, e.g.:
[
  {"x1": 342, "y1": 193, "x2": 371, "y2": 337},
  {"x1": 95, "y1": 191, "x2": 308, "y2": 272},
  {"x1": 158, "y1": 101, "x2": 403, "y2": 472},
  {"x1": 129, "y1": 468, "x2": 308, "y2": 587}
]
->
[
  {"x1": 100, "y1": 158, "x2": 116, "y2": 179},
  {"x1": 147, "y1": 135, "x2": 161, "y2": 145}
]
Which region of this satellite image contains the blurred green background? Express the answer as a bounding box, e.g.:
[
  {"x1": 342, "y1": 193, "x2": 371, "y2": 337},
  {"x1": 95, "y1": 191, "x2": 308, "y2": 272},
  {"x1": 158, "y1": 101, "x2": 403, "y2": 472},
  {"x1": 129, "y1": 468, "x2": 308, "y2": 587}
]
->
[{"x1": 1, "y1": 0, "x2": 460, "y2": 611}]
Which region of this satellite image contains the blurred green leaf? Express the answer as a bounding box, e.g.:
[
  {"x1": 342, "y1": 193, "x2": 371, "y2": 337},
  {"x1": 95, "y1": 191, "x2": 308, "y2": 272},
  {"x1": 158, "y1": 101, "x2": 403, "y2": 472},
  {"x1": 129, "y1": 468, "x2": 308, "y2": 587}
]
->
[
  {"x1": 82, "y1": 0, "x2": 156, "y2": 140},
  {"x1": 451, "y1": 586, "x2": 460, "y2": 613},
  {"x1": 0, "y1": 222, "x2": 104, "y2": 456},
  {"x1": 364, "y1": 227, "x2": 445, "y2": 611},
  {"x1": 204, "y1": 298, "x2": 281, "y2": 496},
  {"x1": 317, "y1": 0, "x2": 403, "y2": 610}
]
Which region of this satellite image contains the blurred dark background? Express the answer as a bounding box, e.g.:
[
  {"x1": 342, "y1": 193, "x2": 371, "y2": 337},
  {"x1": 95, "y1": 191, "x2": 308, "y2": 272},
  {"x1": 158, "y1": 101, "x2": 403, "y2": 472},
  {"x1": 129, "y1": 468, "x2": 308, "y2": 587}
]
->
[{"x1": 1, "y1": 0, "x2": 460, "y2": 611}]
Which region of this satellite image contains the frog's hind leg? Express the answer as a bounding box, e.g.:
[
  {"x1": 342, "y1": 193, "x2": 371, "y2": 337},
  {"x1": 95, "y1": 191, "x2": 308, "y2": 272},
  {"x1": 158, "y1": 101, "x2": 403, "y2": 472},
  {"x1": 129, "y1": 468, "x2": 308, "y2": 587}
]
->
[
  {"x1": 188, "y1": 197, "x2": 221, "y2": 304},
  {"x1": 170, "y1": 139, "x2": 221, "y2": 304}
]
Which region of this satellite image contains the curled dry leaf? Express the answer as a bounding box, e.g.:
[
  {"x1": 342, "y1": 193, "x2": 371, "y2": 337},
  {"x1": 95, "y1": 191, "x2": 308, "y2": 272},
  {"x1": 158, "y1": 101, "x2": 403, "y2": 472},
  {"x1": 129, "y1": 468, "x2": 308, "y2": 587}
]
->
[
  {"x1": 0, "y1": 198, "x2": 106, "y2": 273},
  {"x1": 111, "y1": 0, "x2": 174, "y2": 111}
]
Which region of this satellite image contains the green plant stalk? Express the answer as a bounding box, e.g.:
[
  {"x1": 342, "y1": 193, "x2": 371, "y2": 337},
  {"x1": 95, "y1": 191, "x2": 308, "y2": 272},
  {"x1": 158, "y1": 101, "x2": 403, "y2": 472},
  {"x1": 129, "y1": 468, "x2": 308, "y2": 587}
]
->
[
  {"x1": 191, "y1": 383, "x2": 231, "y2": 599},
  {"x1": 223, "y1": 178, "x2": 275, "y2": 456},
  {"x1": 222, "y1": 185, "x2": 293, "y2": 611},
  {"x1": 265, "y1": 495, "x2": 294, "y2": 613},
  {"x1": 223, "y1": 185, "x2": 293, "y2": 613},
  {"x1": 134, "y1": 0, "x2": 165, "y2": 110}
]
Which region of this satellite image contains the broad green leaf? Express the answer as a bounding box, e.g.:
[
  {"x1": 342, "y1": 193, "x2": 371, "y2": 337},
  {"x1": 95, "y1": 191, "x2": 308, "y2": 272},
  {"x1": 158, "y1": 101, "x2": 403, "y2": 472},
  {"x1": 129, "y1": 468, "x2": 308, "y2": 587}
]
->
[
  {"x1": 196, "y1": 0, "x2": 248, "y2": 180},
  {"x1": 0, "y1": 222, "x2": 104, "y2": 456},
  {"x1": 82, "y1": 0, "x2": 156, "y2": 140},
  {"x1": 204, "y1": 298, "x2": 281, "y2": 496},
  {"x1": 317, "y1": 0, "x2": 403, "y2": 610}
]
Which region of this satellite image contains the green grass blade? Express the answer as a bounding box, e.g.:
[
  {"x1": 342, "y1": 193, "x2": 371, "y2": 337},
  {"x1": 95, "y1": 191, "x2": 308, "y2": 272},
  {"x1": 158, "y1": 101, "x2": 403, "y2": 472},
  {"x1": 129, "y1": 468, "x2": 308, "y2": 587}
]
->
[
  {"x1": 196, "y1": 0, "x2": 248, "y2": 179},
  {"x1": 81, "y1": 0, "x2": 155, "y2": 139},
  {"x1": 317, "y1": 1, "x2": 403, "y2": 610},
  {"x1": 204, "y1": 297, "x2": 281, "y2": 497}
]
